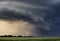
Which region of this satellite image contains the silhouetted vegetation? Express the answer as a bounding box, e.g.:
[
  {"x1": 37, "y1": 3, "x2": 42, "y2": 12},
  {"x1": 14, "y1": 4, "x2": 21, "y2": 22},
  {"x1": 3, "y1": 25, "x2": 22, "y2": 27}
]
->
[
  {"x1": 0, "y1": 35, "x2": 59, "y2": 41},
  {"x1": 17, "y1": 35, "x2": 23, "y2": 37},
  {"x1": 0, "y1": 35, "x2": 34, "y2": 37},
  {"x1": 0, "y1": 35, "x2": 13, "y2": 37}
]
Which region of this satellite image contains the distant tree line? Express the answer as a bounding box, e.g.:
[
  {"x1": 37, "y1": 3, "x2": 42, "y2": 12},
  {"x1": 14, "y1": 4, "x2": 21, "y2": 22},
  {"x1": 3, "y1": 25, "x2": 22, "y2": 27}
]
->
[
  {"x1": 0, "y1": 35, "x2": 35, "y2": 37},
  {"x1": 0, "y1": 35, "x2": 22, "y2": 37}
]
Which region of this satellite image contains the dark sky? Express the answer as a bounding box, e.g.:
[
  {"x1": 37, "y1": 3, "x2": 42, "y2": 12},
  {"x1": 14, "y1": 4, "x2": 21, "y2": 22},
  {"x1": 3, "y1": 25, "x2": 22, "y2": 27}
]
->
[{"x1": 0, "y1": 0, "x2": 60, "y2": 36}]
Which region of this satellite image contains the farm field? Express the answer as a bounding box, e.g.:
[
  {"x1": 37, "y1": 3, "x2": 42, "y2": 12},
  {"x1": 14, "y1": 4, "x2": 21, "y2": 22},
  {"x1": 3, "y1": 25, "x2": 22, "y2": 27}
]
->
[{"x1": 0, "y1": 37, "x2": 60, "y2": 41}]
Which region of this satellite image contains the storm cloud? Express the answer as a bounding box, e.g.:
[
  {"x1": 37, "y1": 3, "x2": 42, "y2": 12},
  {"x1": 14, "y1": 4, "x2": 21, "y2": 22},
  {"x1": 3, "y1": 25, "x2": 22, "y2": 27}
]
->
[{"x1": 0, "y1": 0, "x2": 60, "y2": 36}]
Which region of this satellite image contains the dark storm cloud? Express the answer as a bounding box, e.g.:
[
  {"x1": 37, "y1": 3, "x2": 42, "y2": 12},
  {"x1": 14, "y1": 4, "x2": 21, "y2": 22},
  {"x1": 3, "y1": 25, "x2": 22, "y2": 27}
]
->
[{"x1": 0, "y1": 0, "x2": 60, "y2": 36}]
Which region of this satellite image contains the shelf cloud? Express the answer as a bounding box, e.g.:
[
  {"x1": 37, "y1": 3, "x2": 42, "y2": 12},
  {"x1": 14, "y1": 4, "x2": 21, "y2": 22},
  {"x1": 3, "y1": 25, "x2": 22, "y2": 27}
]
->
[{"x1": 0, "y1": 0, "x2": 59, "y2": 36}]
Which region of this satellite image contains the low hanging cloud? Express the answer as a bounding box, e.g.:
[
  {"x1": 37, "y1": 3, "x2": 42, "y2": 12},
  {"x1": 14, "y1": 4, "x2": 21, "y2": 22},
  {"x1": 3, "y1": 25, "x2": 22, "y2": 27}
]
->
[
  {"x1": 0, "y1": 1, "x2": 51, "y2": 29},
  {"x1": 0, "y1": 0, "x2": 59, "y2": 36}
]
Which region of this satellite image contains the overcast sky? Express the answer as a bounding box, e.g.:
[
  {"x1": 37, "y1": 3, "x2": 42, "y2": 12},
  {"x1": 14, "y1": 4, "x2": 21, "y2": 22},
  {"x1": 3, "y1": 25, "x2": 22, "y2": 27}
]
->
[{"x1": 0, "y1": 0, "x2": 59, "y2": 36}]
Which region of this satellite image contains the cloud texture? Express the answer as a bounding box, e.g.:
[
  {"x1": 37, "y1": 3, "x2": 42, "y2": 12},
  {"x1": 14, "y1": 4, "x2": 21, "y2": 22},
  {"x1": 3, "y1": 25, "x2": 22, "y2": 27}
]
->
[{"x1": 0, "y1": 0, "x2": 59, "y2": 36}]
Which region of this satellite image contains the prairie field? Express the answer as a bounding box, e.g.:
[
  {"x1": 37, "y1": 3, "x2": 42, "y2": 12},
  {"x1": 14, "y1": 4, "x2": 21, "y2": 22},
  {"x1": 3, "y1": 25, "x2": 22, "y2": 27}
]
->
[{"x1": 0, "y1": 37, "x2": 60, "y2": 41}]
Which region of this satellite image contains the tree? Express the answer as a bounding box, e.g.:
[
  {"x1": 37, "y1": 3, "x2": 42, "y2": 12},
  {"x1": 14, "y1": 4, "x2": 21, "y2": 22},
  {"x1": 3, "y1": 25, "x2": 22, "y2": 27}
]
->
[{"x1": 17, "y1": 35, "x2": 22, "y2": 37}]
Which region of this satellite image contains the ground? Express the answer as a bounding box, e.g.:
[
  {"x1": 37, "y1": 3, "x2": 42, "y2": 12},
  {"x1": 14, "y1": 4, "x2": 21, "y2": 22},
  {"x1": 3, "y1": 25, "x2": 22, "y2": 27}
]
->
[{"x1": 0, "y1": 37, "x2": 60, "y2": 41}]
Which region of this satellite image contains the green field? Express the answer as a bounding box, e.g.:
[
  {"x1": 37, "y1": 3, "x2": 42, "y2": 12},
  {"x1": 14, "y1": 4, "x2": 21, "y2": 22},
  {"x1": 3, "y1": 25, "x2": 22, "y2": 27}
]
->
[{"x1": 0, "y1": 37, "x2": 60, "y2": 41}]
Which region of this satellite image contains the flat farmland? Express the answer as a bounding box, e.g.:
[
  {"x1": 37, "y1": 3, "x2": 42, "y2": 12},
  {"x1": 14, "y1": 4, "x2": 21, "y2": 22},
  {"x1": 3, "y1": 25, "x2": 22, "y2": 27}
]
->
[{"x1": 0, "y1": 37, "x2": 60, "y2": 41}]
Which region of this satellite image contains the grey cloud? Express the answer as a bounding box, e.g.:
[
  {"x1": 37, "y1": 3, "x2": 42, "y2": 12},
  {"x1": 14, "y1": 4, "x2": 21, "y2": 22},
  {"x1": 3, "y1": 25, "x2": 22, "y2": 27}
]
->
[{"x1": 0, "y1": 0, "x2": 59, "y2": 36}]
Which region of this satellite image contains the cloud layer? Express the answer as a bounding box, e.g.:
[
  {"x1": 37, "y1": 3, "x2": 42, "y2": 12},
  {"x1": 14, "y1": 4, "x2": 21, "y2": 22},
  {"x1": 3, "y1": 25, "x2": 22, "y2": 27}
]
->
[{"x1": 0, "y1": 0, "x2": 59, "y2": 36}]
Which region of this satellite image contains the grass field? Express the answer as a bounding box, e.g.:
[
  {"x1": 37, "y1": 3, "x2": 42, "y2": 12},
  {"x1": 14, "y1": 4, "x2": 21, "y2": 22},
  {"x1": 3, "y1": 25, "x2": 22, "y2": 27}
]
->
[{"x1": 0, "y1": 37, "x2": 60, "y2": 41}]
